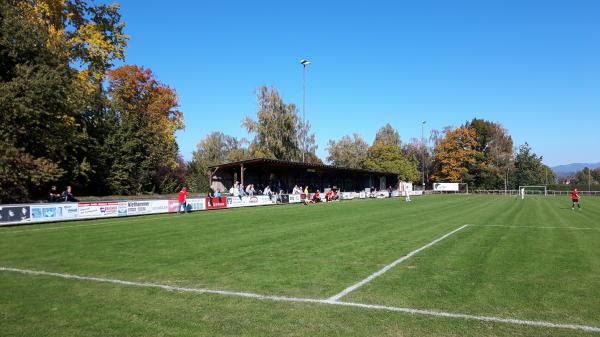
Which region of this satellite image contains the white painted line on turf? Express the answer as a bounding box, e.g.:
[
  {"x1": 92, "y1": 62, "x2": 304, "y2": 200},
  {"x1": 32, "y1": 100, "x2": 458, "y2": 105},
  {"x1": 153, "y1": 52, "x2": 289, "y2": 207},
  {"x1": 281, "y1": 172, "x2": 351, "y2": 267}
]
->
[
  {"x1": 471, "y1": 224, "x2": 600, "y2": 230},
  {"x1": 0, "y1": 214, "x2": 176, "y2": 234},
  {"x1": 1, "y1": 266, "x2": 599, "y2": 333},
  {"x1": 326, "y1": 224, "x2": 470, "y2": 302}
]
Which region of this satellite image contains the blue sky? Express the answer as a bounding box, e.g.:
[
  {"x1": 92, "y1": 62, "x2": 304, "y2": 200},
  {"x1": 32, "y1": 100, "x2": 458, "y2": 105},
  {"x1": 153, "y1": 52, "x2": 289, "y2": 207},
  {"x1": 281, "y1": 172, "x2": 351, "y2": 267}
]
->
[{"x1": 115, "y1": 0, "x2": 599, "y2": 166}]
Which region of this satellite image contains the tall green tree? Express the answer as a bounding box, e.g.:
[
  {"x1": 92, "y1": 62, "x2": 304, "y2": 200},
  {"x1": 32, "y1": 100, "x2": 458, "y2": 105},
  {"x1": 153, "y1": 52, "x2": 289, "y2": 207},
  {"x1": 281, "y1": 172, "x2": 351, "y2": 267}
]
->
[
  {"x1": 298, "y1": 118, "x2": 319, "y2": 163},
  {"x1": 0, "y1": 0, "x2": 128, "y2": 202},
  {"x1": 243, "y1": 86, "x2": 301, "y2": 161},
  {"x1": 511, "y1": 143, "x2": 551, "y2": 187},
  {"x1": 187, "y1": 132, "x2": 249, "y2": 192},
  {"x1": 364, "y1": 143, "x2": 419, "y2": 181},
  {"x1": 106, "y1": 65, "x2": 184, "y2": 195},
  {"x1": 465, "y1": 119, "x2": 514, "y2": 189},
  {"x1": 373, "y1": 123, "x2": 401, "y2": 147},
  {"x1": 326, "y1": 133, "x2": 369, "y2": 168}
]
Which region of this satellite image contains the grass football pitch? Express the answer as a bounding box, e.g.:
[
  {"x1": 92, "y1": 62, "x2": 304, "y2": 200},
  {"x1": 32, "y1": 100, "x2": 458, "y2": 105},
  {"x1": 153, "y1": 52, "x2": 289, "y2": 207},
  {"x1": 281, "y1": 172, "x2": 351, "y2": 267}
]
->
[{"x1": 1, "y1": 195, "x2": 599, "y2": 336}]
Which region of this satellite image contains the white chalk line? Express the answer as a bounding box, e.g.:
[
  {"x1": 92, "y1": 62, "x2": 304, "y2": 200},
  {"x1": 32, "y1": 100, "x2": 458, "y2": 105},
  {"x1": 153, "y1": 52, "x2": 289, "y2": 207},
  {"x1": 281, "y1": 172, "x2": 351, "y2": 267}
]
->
[
  {"x1": 0, "y1": 213, "x2": 178, "y2": 234},
  {"x1": 471, "y1": 224, "x2": 600, "y2": 230},
  {"x1": 327, "y1": 224, "x2": 470, "y2": 302},
  {"x1": 1, "y1": 266, "x2": 599, "y2": 333}
]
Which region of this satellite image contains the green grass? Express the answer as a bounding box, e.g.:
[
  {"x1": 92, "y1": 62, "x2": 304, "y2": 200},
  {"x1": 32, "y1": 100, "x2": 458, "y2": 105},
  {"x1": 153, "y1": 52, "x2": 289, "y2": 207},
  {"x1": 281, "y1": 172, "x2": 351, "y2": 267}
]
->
[{"x1": 1, "y1": 195, "x2": 599, "y2": 336}]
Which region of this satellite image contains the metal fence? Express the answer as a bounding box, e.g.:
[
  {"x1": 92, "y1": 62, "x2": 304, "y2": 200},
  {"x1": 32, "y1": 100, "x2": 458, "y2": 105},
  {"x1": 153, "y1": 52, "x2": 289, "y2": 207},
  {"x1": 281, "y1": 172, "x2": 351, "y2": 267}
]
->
[{"x1": 466, "y1": 190, "x2": 600, "y2": 196}]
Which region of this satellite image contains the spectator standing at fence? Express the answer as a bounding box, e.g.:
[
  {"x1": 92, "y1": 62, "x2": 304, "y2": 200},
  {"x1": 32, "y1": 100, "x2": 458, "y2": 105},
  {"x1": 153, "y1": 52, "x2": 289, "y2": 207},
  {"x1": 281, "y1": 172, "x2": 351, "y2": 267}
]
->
[
  {"x1": 239, "y1": 184, "x2": 246, "y2": 199},
  {"x1": 292, "y1": 185, "x2": 302, "y2": 194},
  {"x1": 264, "y1": 185, "x2": 273, "y2": 200},
  {"x1": 178, "y1": 187, "x2": 188, "y2": 213},
  {"x1": 61, "y1": 186, "x2": 78, "y2": 202},
  {"x1": 215, "y1": 189, "x2": 222, "y2": 202},
  {"x1": 48, "y1": 185, "x2": 61, "y2": 202},
  {"x1": 571, "y1": 188, "x2": 581, "y2": 210}
]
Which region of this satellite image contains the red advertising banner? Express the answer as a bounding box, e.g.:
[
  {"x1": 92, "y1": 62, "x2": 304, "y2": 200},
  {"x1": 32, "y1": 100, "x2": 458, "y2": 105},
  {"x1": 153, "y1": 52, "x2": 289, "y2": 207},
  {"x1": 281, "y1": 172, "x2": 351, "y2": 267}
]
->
[{"x1": 205, "y1": 197, "x2": 227, "y2": 209}]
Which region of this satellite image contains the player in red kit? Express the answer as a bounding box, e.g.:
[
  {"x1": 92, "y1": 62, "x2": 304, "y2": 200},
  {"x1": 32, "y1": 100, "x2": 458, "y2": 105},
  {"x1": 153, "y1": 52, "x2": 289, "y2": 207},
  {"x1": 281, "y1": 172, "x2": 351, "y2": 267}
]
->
[
  {"x1": 571, "y1": 188, "x2": 581, "y2": 210},
  {"x1": 178, "y1": 187, "x2": 188, "y2": 214}
]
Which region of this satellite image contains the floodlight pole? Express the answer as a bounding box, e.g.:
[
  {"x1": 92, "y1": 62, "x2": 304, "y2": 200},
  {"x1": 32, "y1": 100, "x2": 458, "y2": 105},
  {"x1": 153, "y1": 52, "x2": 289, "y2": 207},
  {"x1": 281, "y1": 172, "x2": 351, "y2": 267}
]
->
[
  {"x1": 300, "y1": 59, "x2": 311, "y2": 163},
  {"x1": 421, "y1": 121, "x2": 426, "y2": 190}
]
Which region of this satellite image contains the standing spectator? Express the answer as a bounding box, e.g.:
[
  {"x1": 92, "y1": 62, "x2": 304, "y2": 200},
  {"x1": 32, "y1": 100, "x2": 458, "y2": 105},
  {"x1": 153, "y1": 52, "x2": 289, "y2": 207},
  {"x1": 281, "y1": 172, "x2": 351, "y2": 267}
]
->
[
  {"x1": 61, "y1": 186, "x2": 78, "y2": 202},
  {"x1": 264, "y1": 185, "x2": 273, "y2": 200},
  {"x1": 48, "y1": 185, "x2": 61, "y2": 202},
  {"x1": 238, "y1": 184, "x2": 245, "y2": 199},
  {"x1": 207, "y1": 187, "x2": 215, "y2": 207},
  {"x1": 215, "y1": 189, "x2": 222, "y2": 203},
  {"x1": 231, "y1": 184, "x2": 240, "y2": 198},
  {"x1": 292, "y1": 185, "x2": 302, "y2": 194},
  {"x1": 178, "y1": 187, "x2": 188, "y2": 213}
]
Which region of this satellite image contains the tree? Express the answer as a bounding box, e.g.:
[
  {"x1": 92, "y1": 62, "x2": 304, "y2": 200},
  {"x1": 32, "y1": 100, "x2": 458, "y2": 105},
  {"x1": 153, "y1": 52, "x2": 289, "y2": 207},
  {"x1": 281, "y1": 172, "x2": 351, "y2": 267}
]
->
[
  {"x1": 364, "y1": 143, "x2": 419, "y2": 182},
  {"x1": 298, "y1": 118, "x2": 319, "y2": 163},
  {"x1": 326, "y1": 133, "x2": 369, "y2": 168},
  {"x1": 373, "y1": 123, "x2": 401, "y2": 147},
  {"x1": 0, "y1": 1, "x2": 79, "y2": 201},
  {"x1": 243, "y1": 86, "x2": 300, "y2": 161},
  {"x1": 511, "y1": 143, "x2": 549, "y2": 187},
  {"x1": 464, "y1": 119, "x2": 514, "y2": 189},
  {"x1": 187, "y1": 132, "x2": 249, "y2": 192},
  {"x1": 402, "y1": 137, "x2": 432, "y2": 183},
  {"x1": 431, "y1": 127, "x2": 480, "y2": 183},
  {"x1": 106, "y1": 65, "x2": 184, "y2": 195},
  {"x1": 0, "y1": 0, "x2": 128, "y2": 201},
  {"x1": 574, "y1": 167, "x2": 598, "y2": 185}
]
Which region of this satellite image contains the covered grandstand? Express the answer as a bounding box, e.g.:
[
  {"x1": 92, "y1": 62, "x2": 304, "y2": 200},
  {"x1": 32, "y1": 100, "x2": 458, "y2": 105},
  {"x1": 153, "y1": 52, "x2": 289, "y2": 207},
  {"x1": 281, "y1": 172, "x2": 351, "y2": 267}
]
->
[{"x1": 208, "y1": 158, "x2": 398, "y2": 193}]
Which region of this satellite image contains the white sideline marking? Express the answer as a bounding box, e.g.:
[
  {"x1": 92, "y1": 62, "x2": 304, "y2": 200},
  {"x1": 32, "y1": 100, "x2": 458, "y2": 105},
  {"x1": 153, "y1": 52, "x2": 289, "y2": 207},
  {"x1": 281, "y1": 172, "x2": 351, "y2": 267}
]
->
[
  {"x1": 327, "y1": 224, "x2": 470, "y2": 302},
  {"x1": 1, "y1": 266, "x2": 599, "y2": 333},
  {"x1": 472, "y1": 224, "x2": 599, "y2": 230},
  {"x1": 0, "y1": 214, "x2": 175, "y2": 234}
]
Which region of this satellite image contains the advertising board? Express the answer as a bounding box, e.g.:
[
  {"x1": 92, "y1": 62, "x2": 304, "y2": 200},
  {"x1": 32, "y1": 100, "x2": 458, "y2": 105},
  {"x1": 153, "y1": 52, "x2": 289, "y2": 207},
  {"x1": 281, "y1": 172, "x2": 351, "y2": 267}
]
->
[
  {"x1": 288, "y1": 194, "x2": 302, "y2": 203},
  {"x1": 206, "y1": 197, "x2": 227, "y2": 209},
  {"x1": 30, "y1": 203, "x2": 79, "y2": 222},
  {"x1": 187, "y1": 198, "x2": 206, "y2": 211},
  {"x1": 433, "y1": 183, "x2": 459, "y2": 191},
  {"x1": 0, "y1": 205, "x2": 31, "y2": 224},
  {"x1": 78, "y1": 202, "x2": 119, "y2": 219}
]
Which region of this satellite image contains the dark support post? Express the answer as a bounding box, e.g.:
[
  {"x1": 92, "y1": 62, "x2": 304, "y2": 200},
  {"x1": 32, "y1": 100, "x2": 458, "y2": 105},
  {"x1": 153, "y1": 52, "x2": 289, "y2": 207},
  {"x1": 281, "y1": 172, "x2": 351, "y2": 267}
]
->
[
  {"x1": 241, "y1": 163, "x2": 245, "y2": 186},
  {"x1": 209, "y1": 167, "x2": 219, "y2": 190}
]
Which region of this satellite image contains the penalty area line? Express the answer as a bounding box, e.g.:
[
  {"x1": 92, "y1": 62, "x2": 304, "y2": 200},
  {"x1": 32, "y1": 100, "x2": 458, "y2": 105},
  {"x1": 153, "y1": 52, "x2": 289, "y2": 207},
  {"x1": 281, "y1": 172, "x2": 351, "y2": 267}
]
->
[
  {"x1": 326, "y1": 224, "x2": 470, "y2": 302},
  {"x1": 1, "y1": 266, "x2": 599, "y2": 333}
]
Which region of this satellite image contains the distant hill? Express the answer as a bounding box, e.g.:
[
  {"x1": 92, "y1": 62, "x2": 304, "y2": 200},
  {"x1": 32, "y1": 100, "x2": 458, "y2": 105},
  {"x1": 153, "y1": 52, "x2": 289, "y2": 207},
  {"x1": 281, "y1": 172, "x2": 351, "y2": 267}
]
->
[{"x1": 552, "y1": 162, "x2": 600, "y2": 176}]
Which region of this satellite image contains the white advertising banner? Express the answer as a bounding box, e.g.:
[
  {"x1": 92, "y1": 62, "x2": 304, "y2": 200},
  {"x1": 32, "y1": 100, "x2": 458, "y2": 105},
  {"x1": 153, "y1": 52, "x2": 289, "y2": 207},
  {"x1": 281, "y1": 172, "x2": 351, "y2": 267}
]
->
[
  {"x1": 288, "y1": 194, "x2": 302, "y2": 203},
  {"x1": 186, "y1": 198, "x2": 206, "y2": 211},
  {"x1": 128, "y1": 200, "x2": 171, "y2": 215},
  {"x1": 78, "y1": 202, "x2": 119, "y2": 219},
  {"x1": 341, "y1": 192, "x2": 356, "y2": 200},
  {"x1": 433, "y1": 183, "x2": 459, "y2": 191},
  {"x1": 30, "y1": 203, "x2": 79, "y2": 223},
  {"x1": 227, "y1": 195, "x2": 274, "y2": 208}
]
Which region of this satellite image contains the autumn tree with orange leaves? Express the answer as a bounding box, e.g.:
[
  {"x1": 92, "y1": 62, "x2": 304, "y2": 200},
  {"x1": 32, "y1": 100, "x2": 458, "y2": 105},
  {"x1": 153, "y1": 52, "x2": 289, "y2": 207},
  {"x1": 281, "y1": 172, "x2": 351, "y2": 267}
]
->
[
  {"x1": 431, "y1": 127, "x2": 480, "y2": 183},
  {"x1": 106, "y1": 65, "x2": 184, "y2": 194}
]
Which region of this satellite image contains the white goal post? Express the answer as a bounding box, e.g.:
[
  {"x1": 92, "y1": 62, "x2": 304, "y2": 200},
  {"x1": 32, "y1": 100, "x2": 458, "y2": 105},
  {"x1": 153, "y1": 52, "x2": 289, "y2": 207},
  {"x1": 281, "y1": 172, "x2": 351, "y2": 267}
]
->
[{"x1": 518, "y1": 185, "x2": 547, "y2": 196}]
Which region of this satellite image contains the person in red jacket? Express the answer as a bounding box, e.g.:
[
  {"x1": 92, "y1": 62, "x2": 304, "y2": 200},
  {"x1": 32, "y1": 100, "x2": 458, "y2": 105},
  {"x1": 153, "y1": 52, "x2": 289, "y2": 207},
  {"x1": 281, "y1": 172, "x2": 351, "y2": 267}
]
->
[
  {"x1": 571, "y1": 188, "x2": 581, "y2": 210},
  {"x1": 178, "y1": 187, "x2": 188, "y2": 214},
  {"x1": 313, "y1": 190, "x2": 322, "y2": 203}
]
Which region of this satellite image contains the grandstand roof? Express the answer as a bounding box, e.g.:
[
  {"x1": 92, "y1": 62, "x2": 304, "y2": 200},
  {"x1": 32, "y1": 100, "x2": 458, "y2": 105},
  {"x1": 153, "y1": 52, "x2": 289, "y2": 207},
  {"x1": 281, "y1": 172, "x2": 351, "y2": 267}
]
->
[{"x1": 208, "y1": 158, "x2": 395, "y2": 176}]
